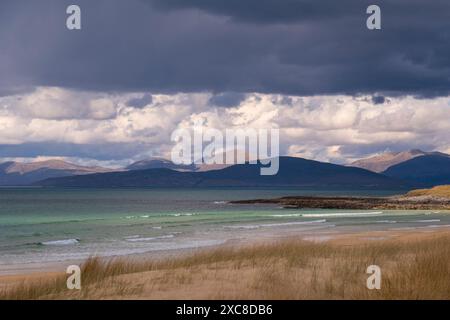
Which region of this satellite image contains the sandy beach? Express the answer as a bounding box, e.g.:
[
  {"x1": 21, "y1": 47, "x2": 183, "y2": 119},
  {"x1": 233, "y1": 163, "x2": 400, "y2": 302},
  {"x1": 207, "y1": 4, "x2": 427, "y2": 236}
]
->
[{"x1": 1, "y1": 225, "x2": 449, "y2": 300}]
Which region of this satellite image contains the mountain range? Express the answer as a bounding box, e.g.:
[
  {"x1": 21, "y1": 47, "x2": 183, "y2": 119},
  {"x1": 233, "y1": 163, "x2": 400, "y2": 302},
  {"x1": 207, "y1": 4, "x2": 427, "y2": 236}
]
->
[
  {"x1": 1, "y1": 149, "x2": 449, "y2": 188},
  {"x1": 0, "y1": 160, "x2": 114, "y2": 186},
  {"x1": 35, "y1": 156, "x2": 410, "y2": 189},
  {"x1": 350, "y1": 149, "x2": 447, "y2": 173},
  {"x1": 126, "y1": 158, "x2": 197, "y2": 172},
  {"x1": 382, "y1": 155, "x2": 450, "y2": 187},
  {"x1": 350, "y1": 149, "x2": 450, "y2": 187}
]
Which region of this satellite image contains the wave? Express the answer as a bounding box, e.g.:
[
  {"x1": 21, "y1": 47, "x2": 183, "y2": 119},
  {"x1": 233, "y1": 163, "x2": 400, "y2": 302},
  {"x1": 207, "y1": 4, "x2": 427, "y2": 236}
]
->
[
  {"x1": 124, "y1": 213, "x2": 199, "y2": 219},
  {"x1": 124, "y1": 235, "x2": 140, "y2": 239},
  {"x1": 40, "y1": 239, "x2": 80, "y2": 246},
  {"x1": 125, "y1": 234, "x2": 175, "y2": 242},
  {"x1": 124, "y1": 215, "x2": 153, "y2": 219},
  {"x1": 224, "y1": 219, "x2": 327, "y2": 229},
  {"x1": 269, "y1": 213, "x2": 303, "y2": 217},
  {"x1": 213, "y1": 201, "x2": 226, "y2": 204},
  {"x1": 425, "y1": 211, "x2": 442, "y2": 215},
  {"x1": 301, "y1": 211, "x2": 383, "y2": 218},
  {"x1": 413, "y1": 219, "x2": 441, "y2": 223},
  {"x1": 5, "y1": 217, "x2": 107, "y2": 228},
  {"x1": 4, "y1": 239, "x2": 227, "y2": 266},
  {"x1": 424, "y1": 224, "x2": 450, "y2": 228},
  {"x1": 170, "y1": 213, "x2": 197, "y2": 217},
  {"x1": 375, "y1": 220, "x2": 397, "y2": 224}
]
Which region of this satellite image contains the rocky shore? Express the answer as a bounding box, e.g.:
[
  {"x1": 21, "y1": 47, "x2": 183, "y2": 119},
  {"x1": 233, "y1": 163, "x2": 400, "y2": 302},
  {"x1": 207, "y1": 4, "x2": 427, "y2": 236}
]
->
[{"x1": 231, "y1": 193, "x2": 450, "y2": 210}]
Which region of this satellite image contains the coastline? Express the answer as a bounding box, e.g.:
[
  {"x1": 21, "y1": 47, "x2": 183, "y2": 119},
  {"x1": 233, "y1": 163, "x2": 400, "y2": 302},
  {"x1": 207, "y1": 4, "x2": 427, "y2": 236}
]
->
[
  {"x1": 2, "y1": 225, "x2": 450, "y2": 293},
  {"x1": 2, "y1": 220, "x2": 449, "y2": 278},
  {"x1": 2, "y1": 186, "x2": 450, "y2": 299}
]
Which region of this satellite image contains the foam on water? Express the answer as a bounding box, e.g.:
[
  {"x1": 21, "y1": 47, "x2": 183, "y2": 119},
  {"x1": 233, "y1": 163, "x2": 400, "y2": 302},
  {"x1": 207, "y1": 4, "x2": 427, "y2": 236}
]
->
[
  {"x1": 224, "y1": 219, "x2": 327, "y2": 229},
  {"x1": 124, "y1": 235, "x2": 140, "y2": 239},
  {"x1": 0, "y1": 239, "x2": 228, "y2": 266},
  {"x1": 125, "y1": 234, "x2": 175, "y2": 242},
  {"x1": 40, "y1": 239, "x2": 80, "y2": 246},
  {"x1": 171, "y1": 213, "x2": 197, "y2": 217},
  {"x1": 302, "y1": 211, "x2": 383, "y2": 218},
  {"x1": 424, "y1": 224, "x2": 450, "y2": 228},
  {"x1": 269, "y1": 213, "x2": 303, "y2": 217}
]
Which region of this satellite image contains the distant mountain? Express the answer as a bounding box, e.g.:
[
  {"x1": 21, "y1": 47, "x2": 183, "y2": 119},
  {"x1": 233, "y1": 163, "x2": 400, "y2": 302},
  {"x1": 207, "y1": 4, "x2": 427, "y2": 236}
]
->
[
  {"x1": 350, "y1": 149, "x2": 448, "y2": 172},
  {"x1": 0, "y1": 160, "x2": 114, "y2": 186},
  {"x1": 127, "y1": 153, "x2": 239, "y2": 172},
  {"x1": 382, "y1": 155, "x2": 450, "y2": 187},
  {"x1": 36, "y1": 156, "x2": 410, "y2": 189},
  {"x1": 126, "y1": 158, "x2": 197, "y2": 172}
]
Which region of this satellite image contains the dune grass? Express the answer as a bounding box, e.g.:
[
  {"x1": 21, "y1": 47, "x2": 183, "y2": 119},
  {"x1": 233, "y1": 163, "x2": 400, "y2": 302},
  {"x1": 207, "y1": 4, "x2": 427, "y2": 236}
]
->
[
  {"x1": 406, "y1": 185, "x2": 450, "y2": 198},
  {"x1": 1, "y1": 233, "x2": 449, "y2": 300}
]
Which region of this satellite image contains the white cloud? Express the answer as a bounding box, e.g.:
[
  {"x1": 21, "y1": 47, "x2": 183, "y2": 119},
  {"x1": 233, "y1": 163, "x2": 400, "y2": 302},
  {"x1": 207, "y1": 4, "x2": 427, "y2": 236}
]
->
[
  {"x1": 0, "y1": 87, "x2": 449, "y2": 164},
  {"x1": 3, "y1": 87, "x2": 120, "y2": 120}
]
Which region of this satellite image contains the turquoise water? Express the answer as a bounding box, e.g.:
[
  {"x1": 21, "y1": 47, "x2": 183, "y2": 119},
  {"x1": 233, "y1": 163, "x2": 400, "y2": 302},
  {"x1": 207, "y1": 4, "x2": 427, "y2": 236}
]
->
[{"x1": 0, "y1": 188, "x2": 449, "y2": 267}]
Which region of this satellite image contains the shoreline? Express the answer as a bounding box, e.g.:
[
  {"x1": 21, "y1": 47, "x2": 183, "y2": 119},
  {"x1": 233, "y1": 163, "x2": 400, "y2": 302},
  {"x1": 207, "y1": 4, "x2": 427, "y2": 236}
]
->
[
  {"x1": 2, "y1": 225, "x2": 450, "y2": 285},
  {"x1": 2, "y1": 226, "x2": 450, "y2": 299}
]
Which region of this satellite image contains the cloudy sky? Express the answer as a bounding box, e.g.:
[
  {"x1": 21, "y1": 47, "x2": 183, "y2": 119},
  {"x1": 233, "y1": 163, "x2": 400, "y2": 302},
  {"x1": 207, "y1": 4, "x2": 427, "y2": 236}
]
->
[{"x1": 0, "y1": 0, "x2": 449, "y2": 167}]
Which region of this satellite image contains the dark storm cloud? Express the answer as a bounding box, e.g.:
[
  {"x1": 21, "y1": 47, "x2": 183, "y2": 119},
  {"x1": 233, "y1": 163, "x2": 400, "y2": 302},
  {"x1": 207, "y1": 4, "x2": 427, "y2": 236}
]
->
[
  {"x1": 209, "y1": 92, "x2": 246, "y2": 107},
  {"x1": 147, "y1": 0, "x2": 361, "y2": 24},
  {"x1": 372, "y1": 95, "x2": 386, "y2": 105},
  {"x1": 127, "y1": 93, "x2": 153, "y2": 108},
  {"x1": 1, "y1": 0, "x2": 450, "y2": 96}
]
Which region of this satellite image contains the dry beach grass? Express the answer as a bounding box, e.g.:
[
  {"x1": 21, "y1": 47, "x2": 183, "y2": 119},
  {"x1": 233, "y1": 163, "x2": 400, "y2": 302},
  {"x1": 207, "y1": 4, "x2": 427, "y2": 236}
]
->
[
  {"x1": 406, "y1": 185, "x2": 450, "y2": 198},
  {"x1": 1, "y1": 228, "x2": 449, "y2": 300}
]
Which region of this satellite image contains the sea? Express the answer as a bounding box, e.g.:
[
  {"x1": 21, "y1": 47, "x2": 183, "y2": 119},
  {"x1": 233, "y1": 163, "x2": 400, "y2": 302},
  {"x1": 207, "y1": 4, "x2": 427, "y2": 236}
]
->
[{"x1": 0, "y1": 188, "x2": 449, "y2": 273}]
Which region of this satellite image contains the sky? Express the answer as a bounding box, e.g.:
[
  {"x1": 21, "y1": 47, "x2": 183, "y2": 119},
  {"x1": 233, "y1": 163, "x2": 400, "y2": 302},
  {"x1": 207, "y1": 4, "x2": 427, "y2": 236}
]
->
[{"x1": 0, "y1": 0, "x2": 449, "y2": 167}]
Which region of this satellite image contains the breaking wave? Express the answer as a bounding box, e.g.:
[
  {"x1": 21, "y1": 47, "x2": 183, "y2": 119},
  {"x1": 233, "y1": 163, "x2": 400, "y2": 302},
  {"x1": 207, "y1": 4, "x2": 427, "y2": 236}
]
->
[
  {"x1": 413, "y1": 219, "x2": 441, "y2": 223},
  {"x1": 224, "y1": 219, "x2": 327, "y2": 229},
  {"x1": 40, "y1": 239, "x2": 80, "y2": 246},
  {"x1": 125, "y1": 234, "x2": 175, "y2": 242},
  {"x1": 301, "y1": 211, "x2": 383, "y2": 218},
  {"x1": 170, "y1": 213, "x2": 198, "y2": 217}
]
